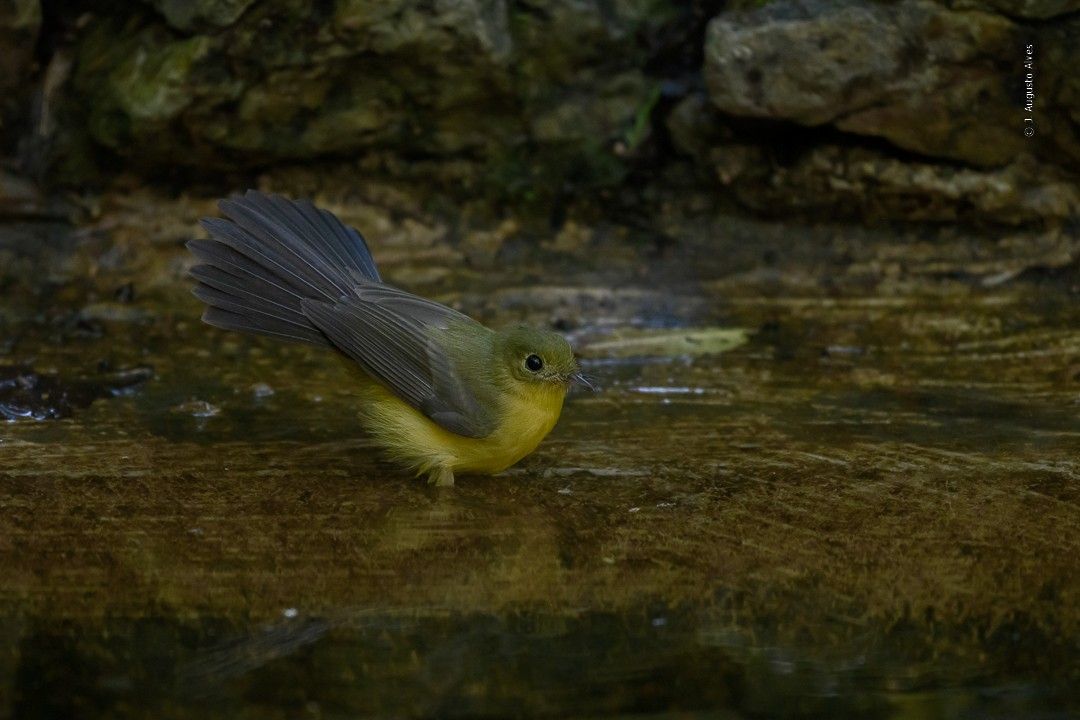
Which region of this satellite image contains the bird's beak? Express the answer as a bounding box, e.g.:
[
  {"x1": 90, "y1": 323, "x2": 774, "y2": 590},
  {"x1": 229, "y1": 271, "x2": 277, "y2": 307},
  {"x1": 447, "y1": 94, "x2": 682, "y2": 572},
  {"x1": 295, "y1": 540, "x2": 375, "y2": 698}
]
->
[{"x1": 569, "y1": 371, "x2": 596, "y2": 392}]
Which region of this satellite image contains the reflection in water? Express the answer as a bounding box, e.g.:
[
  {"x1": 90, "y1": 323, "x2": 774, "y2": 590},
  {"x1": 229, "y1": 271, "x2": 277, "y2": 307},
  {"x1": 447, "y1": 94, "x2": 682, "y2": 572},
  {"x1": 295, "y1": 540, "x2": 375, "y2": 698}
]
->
[
  {"x1": 177, "y1": 617, "x2": 330, "y2": 696},
  {"x1": 11, "y1": 605, "x2": 1075, "y2": 718}
]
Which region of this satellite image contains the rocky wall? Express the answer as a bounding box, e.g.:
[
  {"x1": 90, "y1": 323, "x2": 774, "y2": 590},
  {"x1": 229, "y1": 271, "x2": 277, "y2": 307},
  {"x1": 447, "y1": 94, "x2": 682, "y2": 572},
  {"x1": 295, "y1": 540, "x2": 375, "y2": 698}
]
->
[{"x1": 1, "y1": 0, "x2": 1077, "y2": 226}]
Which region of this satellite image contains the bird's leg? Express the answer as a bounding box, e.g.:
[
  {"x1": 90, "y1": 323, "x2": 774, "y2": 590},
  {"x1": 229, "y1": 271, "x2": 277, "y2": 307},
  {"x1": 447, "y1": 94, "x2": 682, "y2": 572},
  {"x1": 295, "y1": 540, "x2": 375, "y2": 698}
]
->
[{"x1": 428, "y1": 465, "x2": 455, "y2": 487}]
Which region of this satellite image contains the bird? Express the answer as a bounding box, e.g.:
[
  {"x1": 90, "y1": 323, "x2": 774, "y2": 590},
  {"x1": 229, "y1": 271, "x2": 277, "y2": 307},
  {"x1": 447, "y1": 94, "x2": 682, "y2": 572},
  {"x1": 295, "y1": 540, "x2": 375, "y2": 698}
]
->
[{"x1": 187, "y1": 190, "x2": 585, "y2": 486}]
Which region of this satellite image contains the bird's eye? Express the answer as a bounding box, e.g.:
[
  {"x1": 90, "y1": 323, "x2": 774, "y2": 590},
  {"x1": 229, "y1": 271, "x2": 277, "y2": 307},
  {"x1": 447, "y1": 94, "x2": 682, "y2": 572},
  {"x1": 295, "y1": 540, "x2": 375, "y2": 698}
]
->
[{"x1": 524, "y1": 354, "x2": 544, "y2": 373}]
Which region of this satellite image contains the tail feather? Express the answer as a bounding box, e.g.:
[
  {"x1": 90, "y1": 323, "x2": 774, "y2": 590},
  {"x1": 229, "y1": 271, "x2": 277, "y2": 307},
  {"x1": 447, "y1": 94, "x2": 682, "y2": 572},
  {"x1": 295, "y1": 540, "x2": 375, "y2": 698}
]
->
[
  {"x1": 201, "y1": 211, "x2": 345, "y2": 303},
  {"x1": 188, "y1": 190, "x2": 382, "y2": 346},
  {"x1": 188, "y1": 238, "x2": 306, "y2": 307},
  {"x1": 195, "y1": 290, "x2": 328, "y2": 345},
  {"x1": 190, "y1": 254, "x2": 327, "y2": 345},
  {"x1": 259, "y1": 192, "x2": 381, "y2": 283}
]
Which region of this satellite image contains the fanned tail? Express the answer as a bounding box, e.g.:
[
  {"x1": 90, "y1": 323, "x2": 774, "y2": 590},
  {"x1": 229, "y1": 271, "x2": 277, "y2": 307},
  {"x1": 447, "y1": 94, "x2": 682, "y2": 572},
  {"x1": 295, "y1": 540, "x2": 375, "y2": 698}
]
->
[{"x1": 187, "y1": 190, "x2": 381, "y2": 346}]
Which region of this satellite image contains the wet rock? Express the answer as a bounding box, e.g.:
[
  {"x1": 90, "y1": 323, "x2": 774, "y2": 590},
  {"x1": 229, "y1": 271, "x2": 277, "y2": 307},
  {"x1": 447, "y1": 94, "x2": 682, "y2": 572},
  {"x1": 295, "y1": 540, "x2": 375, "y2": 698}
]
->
[
  {"x1": 66, "y1": 0, "x2": 666, "y2": 206},
  {"x1": 711, "y1": 142, "x2": 1080, "y2": 225},
  {"x1": 75, "y1": 22, "x2": 217, "y2": 159},
  {"x1": 666, "y1": 81, "x2": 1080, "y2": 226},
  {"x1": 10, "y1": 0, "x2": 1075, "y2": 231},
  {"x1": 645, "y1": 0, "x2": 1080, "y2": 229},
  {"x1": 0, "y1": 364, "x2": 152, "y2": 421},
  {"x1": 704, "y1": 0, "x2": 1021, "y2": 167}
]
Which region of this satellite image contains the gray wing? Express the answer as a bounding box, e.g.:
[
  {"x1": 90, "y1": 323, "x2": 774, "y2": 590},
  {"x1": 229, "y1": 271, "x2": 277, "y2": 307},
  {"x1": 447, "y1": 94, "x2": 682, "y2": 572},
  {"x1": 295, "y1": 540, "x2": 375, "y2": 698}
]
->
[{"x1": 300, "y1": 284, "x2": 497, "y2": 439}]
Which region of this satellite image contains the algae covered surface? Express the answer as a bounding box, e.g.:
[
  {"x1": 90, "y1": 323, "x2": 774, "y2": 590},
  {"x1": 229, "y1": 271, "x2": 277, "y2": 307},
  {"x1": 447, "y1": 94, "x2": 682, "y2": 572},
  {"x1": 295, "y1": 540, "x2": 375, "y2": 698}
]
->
[{"x1": 1, "y1": 194, "x2": 1079, "y2": 717}]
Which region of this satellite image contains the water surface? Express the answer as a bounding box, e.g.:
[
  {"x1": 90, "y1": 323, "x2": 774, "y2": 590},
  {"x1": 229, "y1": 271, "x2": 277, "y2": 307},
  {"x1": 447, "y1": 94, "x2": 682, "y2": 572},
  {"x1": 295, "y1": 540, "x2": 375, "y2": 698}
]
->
[{"x1": 1, "y1": 198, "x2": 1078, "y2": 717}]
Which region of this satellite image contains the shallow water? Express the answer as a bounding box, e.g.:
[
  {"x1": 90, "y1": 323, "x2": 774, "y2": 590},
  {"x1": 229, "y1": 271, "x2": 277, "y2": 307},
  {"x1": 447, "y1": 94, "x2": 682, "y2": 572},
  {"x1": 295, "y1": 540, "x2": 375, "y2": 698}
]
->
[{"x1": 1, "y1": 199, "x2": 1079, "y2": 717}]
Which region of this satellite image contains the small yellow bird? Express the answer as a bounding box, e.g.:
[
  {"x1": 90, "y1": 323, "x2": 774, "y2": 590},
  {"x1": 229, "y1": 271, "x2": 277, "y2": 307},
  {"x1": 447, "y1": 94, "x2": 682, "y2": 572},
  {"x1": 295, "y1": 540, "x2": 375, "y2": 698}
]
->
[{"x1": 188, "y1": 191, "x2": 585, "y2": 486}]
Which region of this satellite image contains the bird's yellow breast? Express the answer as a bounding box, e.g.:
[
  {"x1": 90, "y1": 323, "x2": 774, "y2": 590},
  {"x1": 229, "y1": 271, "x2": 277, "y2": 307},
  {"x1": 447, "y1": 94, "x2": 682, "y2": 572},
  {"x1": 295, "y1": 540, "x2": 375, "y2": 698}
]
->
[{"x1": 356, "y1": 376, "x2": 566, "y2": 481}]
